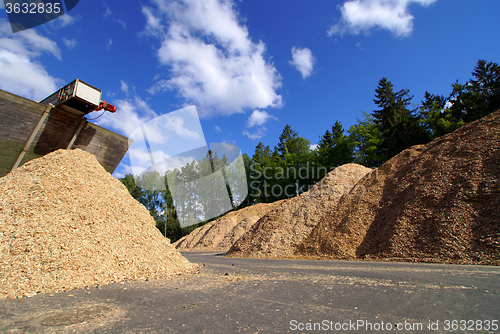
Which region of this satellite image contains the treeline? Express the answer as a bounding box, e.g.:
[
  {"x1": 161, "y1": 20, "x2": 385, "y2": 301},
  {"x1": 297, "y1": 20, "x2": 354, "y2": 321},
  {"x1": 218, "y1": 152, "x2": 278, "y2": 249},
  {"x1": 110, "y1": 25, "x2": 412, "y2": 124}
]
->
[
  {"x1": 245, "y1": 59, "x2": 499, "y2": 202},
  {"x1": 120, "y1": 59, "x2": 499, "y2": 242}
]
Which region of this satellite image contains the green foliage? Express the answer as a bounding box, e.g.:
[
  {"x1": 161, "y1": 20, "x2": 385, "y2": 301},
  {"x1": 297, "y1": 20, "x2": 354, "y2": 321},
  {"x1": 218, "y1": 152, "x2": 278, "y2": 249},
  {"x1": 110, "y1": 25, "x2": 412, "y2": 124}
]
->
[
  {"x1": 277, "y1": 124, "x2": 298, "y2": 159},
  {"x1": 248, "y1": 142, "x2": 273, "y2": 203},
  {"x1": 348, "y1": 112, "x2": 384, "y2": 167},
  {"x1": 240, "y1": 153, "x2": 254, "y2": 208},
  {"x1": 470, "y1": 59, "x2": 500, "y2": 115},
  {"x1": 418, "y1": 60, "x2": 499, "y2": 141},
  {"x1": 448, "y1": 60, "x2": 500, "y2": 123},
  {"x1": 246, "y1": 125, "x2": 317, "y2": 204},
  {"x1": 372, "y1": 78, "x2": 430, "y2": 162},
  {"x1": 316, "y1": 121, "x2": 354, "y2": 169},
  {"x1": 119, "y1": 173, "x2": 142, "y2": 199},
  {"x1": 419, "y1": 92, "x2": 464, "y2": 139},
  {"x1": 119, "y1": 171, "x2": 181, "y2": 241}
]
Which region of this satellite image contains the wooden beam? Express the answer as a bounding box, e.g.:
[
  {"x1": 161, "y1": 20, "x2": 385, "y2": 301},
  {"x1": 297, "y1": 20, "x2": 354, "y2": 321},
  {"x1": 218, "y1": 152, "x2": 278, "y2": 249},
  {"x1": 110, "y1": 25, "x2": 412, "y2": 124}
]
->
[
  {"x1": 10, "y1": 104, "x2": 53, "y2": 172},
  {"x1": 67, "y1": 118, "x2": 87, "y2": 149}
]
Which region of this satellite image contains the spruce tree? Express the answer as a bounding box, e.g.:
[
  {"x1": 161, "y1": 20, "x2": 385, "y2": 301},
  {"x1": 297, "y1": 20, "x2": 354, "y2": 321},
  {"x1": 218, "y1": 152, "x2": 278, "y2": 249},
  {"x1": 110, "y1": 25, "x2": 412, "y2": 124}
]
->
[
  {"x1": 277, "y1": 124, "x2": 298, "y2": 159},
  {"x1": 316, "y1": 121, "x2": 353, "y2": 170},
  {"x1": 373, "y1": 78, "x2": 429, "y2": 161}
]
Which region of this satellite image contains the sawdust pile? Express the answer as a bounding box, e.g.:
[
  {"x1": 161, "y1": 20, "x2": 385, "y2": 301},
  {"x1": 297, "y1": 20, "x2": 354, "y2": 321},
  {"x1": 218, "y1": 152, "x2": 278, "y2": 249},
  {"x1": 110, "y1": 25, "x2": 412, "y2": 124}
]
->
[
  {"x1": 174, "y1": 201, "x2": 283, "y2": 252},
  {"x1": 297, "y1": 111, "x2": 500, "y2": 265},
  {"x1": 227, "y1": 164, "x2": 372, "y2": 258},
  {"x1": 0, "y1": 149, "x2": 195, "y2": 300}
]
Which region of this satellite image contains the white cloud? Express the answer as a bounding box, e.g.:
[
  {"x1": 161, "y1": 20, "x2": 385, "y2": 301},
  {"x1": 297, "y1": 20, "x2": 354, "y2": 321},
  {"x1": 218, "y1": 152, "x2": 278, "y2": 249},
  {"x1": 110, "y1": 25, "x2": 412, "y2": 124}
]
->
[
  {"x1": 46, "y1": 14, "x2": 78, "y2": 30},
  {"x1": 289, "y1": 47, "x2": 315, "y2": 79},
  {"x1": 243, "y1": 127, "x2": 267, "y2": 140},
  {"x1": 162, "y1": 155, "x2": 196, "y2": 171},
  {"x1": 246, "y1": 109, "x2": 277, "y2": 127},
  {"x1": 112, "y1": 171, "x2": 126, "y2": 179},
  {"x1": 117, "y1": 19, "x2": 127, "y2": 30},
  {"x1": 120, "y1": 80, "x2": 129, "y2": 94},
  {"x1": 0, "y1": 20, "x2": 62, "y2": 100},
  {"x1": 215, "y1": 126, "x2": 222, "y2": 133},
  {"x1": 310, "y1": 144, "x2": 318, "y2": 151},
  {"x1": 103, "y1": 2, "x2": 112, "y2": 18},
  {"x1": 62, "y1": 37, "x2": 78, "y2": 49},
  {"x1": 243, "y1": 109, "x2": 276, "y2": 139},
  {"x1": 103, "y1": 3, "x2": 126, "y2": 30},
  {"x1": 163, "y1": 114, "x2": 201, "y2": 140},
  {"x1": 128, "y1": 147, "x2": 171, "y2": 168},
  {"x1": 94, "y1": 99, "x2": 205, "y2": 170},
  {"x1": 107, "y1": 38, "x2": 112, "y2": 50},
  {"x1": 117, "y1": 164, "x2": 137, "y2": 176},
  {"x1": 93, "y1": 96, "x2": 162, "y2": 139},
  {"x1": 127, "y1": 146, "x2": 198, "y2": 179},
  {"x1": 147, "y1": 79, "x2": 169, "y2": 95},
  {"x1": 141, "y1": 6, "x2": 163, "y2": 37},
  {"x1": 328, "y1": 0, "x2": 437, "y2": 37},
  {"x1": 143, "y1": 0, "x2": 283, "y2": 118},
  {"x1": 56, "y1": 14, "x2": 78, "y2": 28}
]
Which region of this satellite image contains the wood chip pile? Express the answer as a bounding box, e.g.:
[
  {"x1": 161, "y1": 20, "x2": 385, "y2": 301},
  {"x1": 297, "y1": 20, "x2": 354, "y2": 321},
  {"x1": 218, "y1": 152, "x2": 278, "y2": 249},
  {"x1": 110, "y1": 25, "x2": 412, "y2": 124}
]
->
[
  {"x1": 0, "y1": 149, "x2": 195, "y2": 300},
  {"x1": 174, "y1": 201, "x2": 284, "y2": 252},
  {"x1": 227, "y1": 163, "x2": 372, "y2": 258},
  {"x1": 297, "y1": 111, "x2": 500, "y2": 265}
]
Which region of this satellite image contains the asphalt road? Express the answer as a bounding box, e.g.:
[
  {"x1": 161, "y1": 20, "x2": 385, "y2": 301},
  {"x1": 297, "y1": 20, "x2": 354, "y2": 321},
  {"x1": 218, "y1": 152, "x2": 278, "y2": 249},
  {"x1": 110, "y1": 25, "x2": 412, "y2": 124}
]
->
[{"x1": 1, "y1": 252, "x2": 499, "y2": 333}]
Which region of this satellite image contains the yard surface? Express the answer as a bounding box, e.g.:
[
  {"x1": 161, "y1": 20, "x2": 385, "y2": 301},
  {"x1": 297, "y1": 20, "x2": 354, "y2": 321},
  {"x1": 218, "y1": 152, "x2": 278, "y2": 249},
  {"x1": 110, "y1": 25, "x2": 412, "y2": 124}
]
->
[{"x1": 1, "y1": 252, "x2": 499, "y2": 333}]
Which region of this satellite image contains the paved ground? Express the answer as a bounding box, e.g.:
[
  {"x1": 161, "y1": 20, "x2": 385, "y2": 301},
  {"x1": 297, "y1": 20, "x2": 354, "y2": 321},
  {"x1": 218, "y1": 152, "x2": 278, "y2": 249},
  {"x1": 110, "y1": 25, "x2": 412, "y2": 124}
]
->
[{"x1": 1, "y1": 252, "x2": 499, "y2": 333}]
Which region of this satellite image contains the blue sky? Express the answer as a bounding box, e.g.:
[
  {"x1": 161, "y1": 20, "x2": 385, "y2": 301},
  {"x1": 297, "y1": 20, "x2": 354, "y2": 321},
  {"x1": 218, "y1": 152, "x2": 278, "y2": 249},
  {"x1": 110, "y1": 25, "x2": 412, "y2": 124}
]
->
[{"x1": 1, "y1": 0, "x2": 499, "y2": 178}]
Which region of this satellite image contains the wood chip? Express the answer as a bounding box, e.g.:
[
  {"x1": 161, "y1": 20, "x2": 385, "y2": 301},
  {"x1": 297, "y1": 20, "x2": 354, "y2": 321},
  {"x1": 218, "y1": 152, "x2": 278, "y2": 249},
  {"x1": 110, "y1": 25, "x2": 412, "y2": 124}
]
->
[
  {"x1": 297, "y1": 110, "x2": 500, "y2": 265},
  {"x1": 174, "y1": 201, "x2": 284, "y2": 252},
  {"x1": 227, "y1": 163, "x2": 372, "y2": 258},
  {"x1": 0, "y1": 149, "x2": 195, "y2": 300}
]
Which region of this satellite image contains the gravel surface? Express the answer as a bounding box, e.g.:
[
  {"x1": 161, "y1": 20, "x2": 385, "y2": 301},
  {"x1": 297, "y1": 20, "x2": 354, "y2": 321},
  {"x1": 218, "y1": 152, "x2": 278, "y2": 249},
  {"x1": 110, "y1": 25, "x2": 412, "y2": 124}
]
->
[{"x1": 1, "y1": 252, "x2": 499, "y2": 333}]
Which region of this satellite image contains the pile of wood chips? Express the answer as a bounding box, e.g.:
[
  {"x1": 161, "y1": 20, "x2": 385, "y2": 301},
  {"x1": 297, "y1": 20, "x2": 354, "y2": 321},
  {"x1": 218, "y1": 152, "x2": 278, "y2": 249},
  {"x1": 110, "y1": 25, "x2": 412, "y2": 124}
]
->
[
  {"x1": 297, "y1": 111, "x2": 500, "y2": 265},
  {"x1": 0, "y1": 149, "x2": 195, "y2": 300},
  {"x1": 174, "y1": 201, "x2": 284, "y2": 252},
  {"x1": 227, "y1": 163, "x2": 372, "y2": 258}
]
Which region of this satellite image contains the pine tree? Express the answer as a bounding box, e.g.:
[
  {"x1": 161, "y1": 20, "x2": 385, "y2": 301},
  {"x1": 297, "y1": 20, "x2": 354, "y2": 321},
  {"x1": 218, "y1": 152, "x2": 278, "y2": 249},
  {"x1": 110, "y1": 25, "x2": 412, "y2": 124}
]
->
[
  {"x1": 419, "y1": 92, "x2": 463, "y2": 139},
  {"x1": 277, "y1": 124, "x2": 298, "y2": 159},
  {"x1": 373, "y1": 78, "x2": 429, "y2": 161},
  {"x1": 316, "y1": 121, "x2": 353, "y2": 170},
  {"x1": 448, "y1": 60, "x2": 500, "y2": 123},
  {"x1": 250, "y1": 142, "x2": 272, "y2": 203},
  {"x1": 470, "y1": 59, "x2": 500, "y2": 115}
]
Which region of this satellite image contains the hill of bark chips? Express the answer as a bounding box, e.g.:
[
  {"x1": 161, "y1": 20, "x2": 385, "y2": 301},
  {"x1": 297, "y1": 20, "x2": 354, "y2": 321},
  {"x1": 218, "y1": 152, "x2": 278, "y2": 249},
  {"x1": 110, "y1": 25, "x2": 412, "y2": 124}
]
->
[
  {"x1": 174, "y1": 201, "x2": 284, "y2": 252},
  {"x1": 0, "y1": 149, "x2": 195, "y2": 300},
  {"x1": 228, "y1": 163, "x2": 372, "y2": 258},
  {"x1": 297, "y1": 110, "x2": 500, "y2": 265}
]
